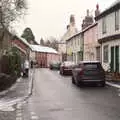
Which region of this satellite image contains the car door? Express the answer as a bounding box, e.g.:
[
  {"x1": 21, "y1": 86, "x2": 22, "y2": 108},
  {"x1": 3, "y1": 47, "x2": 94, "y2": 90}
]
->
[{"x1": 72, "y1": 64, "x2": 80, "y2": 80}]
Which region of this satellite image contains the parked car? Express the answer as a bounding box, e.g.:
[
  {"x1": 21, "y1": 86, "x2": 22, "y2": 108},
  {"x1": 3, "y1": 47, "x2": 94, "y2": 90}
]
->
[
  {"x1": 49, "y1": 61, "x2": 61, "y2": 70},
  {"x1": 60, "y1": 61, "x2": 75, "y2": 75},
  {"x1": 72, "y1": 61, "x2": 105, "y2": 87}
]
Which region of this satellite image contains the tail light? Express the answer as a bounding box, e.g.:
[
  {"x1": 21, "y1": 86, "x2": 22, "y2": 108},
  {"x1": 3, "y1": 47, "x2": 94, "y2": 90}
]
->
[
  {"x1": 62, "y1": 66, "x2": 68, "y2": 69},
  {"x1": 79, "y1": 69, "x2": 84, "y2": 75}
]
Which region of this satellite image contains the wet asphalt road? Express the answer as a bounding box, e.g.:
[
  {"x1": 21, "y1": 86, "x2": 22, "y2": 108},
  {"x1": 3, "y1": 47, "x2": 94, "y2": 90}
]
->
[{"x1": 22, "y1": 68, "x2": 120, "y2": 120}]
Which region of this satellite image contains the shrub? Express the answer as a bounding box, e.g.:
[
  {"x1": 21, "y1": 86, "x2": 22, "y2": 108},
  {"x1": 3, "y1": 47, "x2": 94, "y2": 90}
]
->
[{"x1": 0, "y1": 47, "x2": 22, "y2": 77}]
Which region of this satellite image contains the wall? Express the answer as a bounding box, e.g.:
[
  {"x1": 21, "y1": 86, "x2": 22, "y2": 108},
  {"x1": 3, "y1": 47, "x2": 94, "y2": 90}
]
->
[
  {"x1": 102, "y1": 39, "x2": 120, "y2": 72},
  {"x1": 98, "y1": 9, "x2": 120, "y2": 40},
  {"x1": 66, "y1": 33, "x2": 83, "y2": 63},
  {"x1": 47, "y1": 53, "x2": 60, "y2": 67},
  {"x1": 83, "y1": 24, "x2": 100, "y2": 61},
  {"x1": 36, "y1": 52, "x2": 47, "y2": 68}
]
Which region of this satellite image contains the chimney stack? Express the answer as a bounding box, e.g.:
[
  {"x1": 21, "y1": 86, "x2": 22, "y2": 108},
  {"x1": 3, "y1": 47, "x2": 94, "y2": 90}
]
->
[{"x1": 95, "y1": 4, "x2": 100, "y2": 17}]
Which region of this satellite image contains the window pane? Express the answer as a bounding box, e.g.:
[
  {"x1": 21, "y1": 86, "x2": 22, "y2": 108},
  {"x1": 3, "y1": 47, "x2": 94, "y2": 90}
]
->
[
  {"x1": 115, "y1": 10, "x2": 119, "y2": 30},
  {"x1": 103, "y1": 45, "x2": 108, "y2": 63},
  {"x1": 102, "y1": 17, "x2": 106, "y2": 34}
]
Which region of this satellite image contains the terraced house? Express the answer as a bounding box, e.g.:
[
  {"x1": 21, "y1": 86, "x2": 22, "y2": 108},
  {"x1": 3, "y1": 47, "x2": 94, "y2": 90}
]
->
[
  {"x1": 95, "y1": 0, "x2": 120, "y2": 72},
  {"x1": 66, "y1": 32, "x2": 83, "y2": 63},
  {"x1": 59, "y1": 15, "x2": 78, "y2": 62}
]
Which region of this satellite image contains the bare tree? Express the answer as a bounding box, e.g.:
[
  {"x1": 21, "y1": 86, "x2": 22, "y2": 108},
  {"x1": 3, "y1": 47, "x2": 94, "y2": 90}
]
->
[
  {"x1": 0, "y1": 0, "x2": 27, "y2": 55},
  {"x1": 0, "y1": 0, "x2": 27, "y2": 29}
]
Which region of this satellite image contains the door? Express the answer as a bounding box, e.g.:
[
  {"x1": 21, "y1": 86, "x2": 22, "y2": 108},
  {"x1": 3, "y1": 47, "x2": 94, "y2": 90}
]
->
[
  {"x1": 115, "y1": 46, "x2": 119, "y2": 72},
  {"x1": 110, "y1": 47, "x2": 114, "y2": 72}
]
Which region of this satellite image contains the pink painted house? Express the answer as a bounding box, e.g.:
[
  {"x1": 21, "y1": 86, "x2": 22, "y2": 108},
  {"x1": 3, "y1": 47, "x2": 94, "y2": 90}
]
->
[
  {"x1": 82, "y1": 23, "x2": 101, "y2": 61},
  {"x1": 30, "y1": 45, "x2": 60, "y2": 68},
  {"x1": 47, "y1": 53, "x2": 60, "y2": 67}
]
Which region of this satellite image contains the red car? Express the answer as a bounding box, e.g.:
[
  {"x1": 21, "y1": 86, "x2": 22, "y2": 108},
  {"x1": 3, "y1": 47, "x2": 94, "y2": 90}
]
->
[{"x1": 60, "y1": 61, "x2": 75, "y2": 75}]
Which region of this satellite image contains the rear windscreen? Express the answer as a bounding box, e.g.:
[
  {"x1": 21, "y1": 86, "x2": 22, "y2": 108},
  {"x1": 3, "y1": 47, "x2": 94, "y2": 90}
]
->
[
  {"x1": 64, "y1": 62, "x2": 75, "y2": 66},
  {"x1": 84, "y1": 63, "x2": 102, "y2": 69}
]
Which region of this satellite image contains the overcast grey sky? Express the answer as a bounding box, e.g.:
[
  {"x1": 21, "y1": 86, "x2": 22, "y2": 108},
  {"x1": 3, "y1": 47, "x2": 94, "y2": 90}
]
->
[{"x1": 14, "y1": 0, "x2": 115, "y2": 43}]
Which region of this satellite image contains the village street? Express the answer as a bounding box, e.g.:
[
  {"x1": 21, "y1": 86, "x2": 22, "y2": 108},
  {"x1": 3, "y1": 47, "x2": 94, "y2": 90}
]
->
[{"x1": 15, "y1": 68, "x2": 120, "y2": 120}]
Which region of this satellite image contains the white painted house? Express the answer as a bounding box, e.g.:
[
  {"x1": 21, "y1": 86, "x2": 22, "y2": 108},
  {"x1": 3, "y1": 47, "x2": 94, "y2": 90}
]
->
[
  {"x1": 95, "y1": 0, "x2": 120, "y2": 72},
  {"x1": 66, "y1": 32, "x2": 83, "y2": 63},
  {"x1": 59, "y1": 15, "x2": 78, "y2": 62}
]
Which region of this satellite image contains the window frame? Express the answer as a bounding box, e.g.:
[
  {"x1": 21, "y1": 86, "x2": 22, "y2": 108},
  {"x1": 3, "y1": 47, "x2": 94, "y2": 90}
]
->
[
  {"x1": 103, "y1": 45, "x2": 109, "y2": 63},
  {"x1": 102, "y1": 17, "x2": 107, "y2": 34},
  {"x1": 115, "y1": 10, "x2": 119, "y2": 31}
]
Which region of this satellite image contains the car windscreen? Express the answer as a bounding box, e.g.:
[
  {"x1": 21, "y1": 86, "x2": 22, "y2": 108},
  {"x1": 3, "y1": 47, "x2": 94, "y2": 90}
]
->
[
  {"x1": 84, "y1": 63, "x2": 102, "y2": 70},
  {"x1": 64, "y1": 61, "x2": 75, "y2": 66}
]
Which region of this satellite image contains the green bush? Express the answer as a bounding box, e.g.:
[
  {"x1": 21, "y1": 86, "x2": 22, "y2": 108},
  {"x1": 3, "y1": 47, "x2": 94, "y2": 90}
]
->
[
  {"x1": 8, "y1": 47, "x2": 21, "y2": 77},
  {"x1": 0, "y1": 47, "x2": 22, "y2": 77}
]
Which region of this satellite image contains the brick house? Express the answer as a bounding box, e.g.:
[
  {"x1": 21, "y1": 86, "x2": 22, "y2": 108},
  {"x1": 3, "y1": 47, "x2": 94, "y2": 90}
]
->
[
  {"x1": 12, "y1": 36, "x2": 30, "y2": 63},
  {"x1": 30, "y1": 45, "x2": 60, "y2": 68}
]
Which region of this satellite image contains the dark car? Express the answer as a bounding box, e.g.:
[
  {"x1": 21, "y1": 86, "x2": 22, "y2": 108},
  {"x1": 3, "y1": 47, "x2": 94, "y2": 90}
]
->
[
  {"x1": 72, "y1": 61, "x2": 105, "y2": 87},
  {"x1": 60, "y1": 61, "x2": 75, "y2": 75},
  {"x1": 49, "y1": 61, "x2": 61, "y2": 70}
]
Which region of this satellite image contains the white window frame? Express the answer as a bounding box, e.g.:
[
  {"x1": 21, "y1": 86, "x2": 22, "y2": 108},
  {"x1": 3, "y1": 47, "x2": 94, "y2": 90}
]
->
[{"x1": 115, "y1": 10, "x2": 119, "y2": 31}]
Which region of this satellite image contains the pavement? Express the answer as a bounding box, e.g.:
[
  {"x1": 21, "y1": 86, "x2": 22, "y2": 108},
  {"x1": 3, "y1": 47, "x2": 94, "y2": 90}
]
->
[
  {"x1": 105, "y1": 73, "x2": 120, "y2": 89},
  {"x1": 106, "y1": 80, "x2": 120, "y2": 89},
  {"x1": 0, "y1": 69, "x2": 34, "y2": 120}
]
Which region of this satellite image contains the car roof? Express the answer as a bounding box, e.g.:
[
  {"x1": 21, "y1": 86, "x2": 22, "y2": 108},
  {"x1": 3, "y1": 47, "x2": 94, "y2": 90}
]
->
[
  {"x1": 64, "y1": 61, "x2": 75, "y2": 63},
  {"x1": 78, "y1": 61, "x2": 101, "y2": 64}
]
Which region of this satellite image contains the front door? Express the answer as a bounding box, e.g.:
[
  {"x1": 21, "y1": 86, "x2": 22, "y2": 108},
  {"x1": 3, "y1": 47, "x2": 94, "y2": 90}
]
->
[
  {"x1": 110, "y1": 47, "x2": 114, "y2": 72},
  {"x1": 115, "y1": 46, "x2": 119, "y2": 72},
  {"x1": 110, "y1": 46, "x2": 119, "y2": 73}
]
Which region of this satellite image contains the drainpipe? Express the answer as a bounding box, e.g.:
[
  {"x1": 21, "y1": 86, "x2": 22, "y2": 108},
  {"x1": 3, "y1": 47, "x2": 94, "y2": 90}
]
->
[{"x1": 100, "y1": 41, "x2": 102, "y2": 64}]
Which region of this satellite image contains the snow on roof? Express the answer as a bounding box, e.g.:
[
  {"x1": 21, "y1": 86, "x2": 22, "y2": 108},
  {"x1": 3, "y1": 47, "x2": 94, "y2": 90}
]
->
[
  {"x1": 30, "y1": 45, "x2": 58, "y2": 54},
  {"x1": 17, "y1": 36, "x2": 30, "y2": 47}
]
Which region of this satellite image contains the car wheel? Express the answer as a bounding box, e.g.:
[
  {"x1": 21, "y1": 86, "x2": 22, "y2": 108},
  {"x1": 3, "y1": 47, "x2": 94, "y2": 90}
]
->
[
  {"x1": 100, "y1": 81, "x2": 105, "y2": 87},
  {"x1": 60, "y1": 70, "x2": 62, "y2": 75},
  {"x1": 79, "y1": 82, "x2": 83, "y2": 88},
  {"x1": 72, "y1": 76, "x2": 75, "y2": 84},
  {"x1": 75, "y1": 78, "x2": 79, "y2": 87},
  {"x1": 62, "y1": 70, "x2": 64, "y2": 75}
]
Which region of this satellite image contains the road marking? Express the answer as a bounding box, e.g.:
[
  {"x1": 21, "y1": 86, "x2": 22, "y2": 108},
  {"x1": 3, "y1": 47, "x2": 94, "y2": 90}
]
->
[
  {"x1": 16, "y1": 117, "x2": 22, "y2": 120},
  {"x1": 31, "y1": 115, "x2": 39, "y2": 119},
  {"x1": 31, "y1": 112, "x2": 36, "y2": 115},
  {"x1": 16, "y1": 103, "x2": 23, "y2": 120},
  {"x1": 31, "y1": 112, "x2": 39, "y2": 119}
]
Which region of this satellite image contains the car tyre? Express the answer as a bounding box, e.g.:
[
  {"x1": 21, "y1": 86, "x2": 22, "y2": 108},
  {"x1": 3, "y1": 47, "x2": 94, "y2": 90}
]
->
[
  {"x1": 75, "y1": 78, "x2": 80, "y2": 87},
  {"x1": 60, "y1": 70, "x2": 62, "y2": 75},
  {"x1": 72, "y1": 76, "x2": 75, "y2": 84},
  {"x1": 100, "y1": 81, "x2": 105, "y2": 87},
  {"x1": 62, "y1": 70, "x2": 64, "y2": 75}
]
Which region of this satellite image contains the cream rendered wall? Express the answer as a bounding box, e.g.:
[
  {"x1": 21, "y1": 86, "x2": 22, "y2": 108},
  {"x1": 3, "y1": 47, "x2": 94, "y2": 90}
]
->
[
  {"x1": 98, "y1": 10, "x2": 120, "y2": 40},
  {"x1": 97, "y1": 9, "x2": 120, "y2": 71},
  {"x1": 30, "y1": 50, "x2": 35, "y2": 61},
  {"x1": 83, "y1": 24, "x2": 99, "y2": 61},
  {"x1": 102, "y1": 39, "x2": 120, "y2": 71}
]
